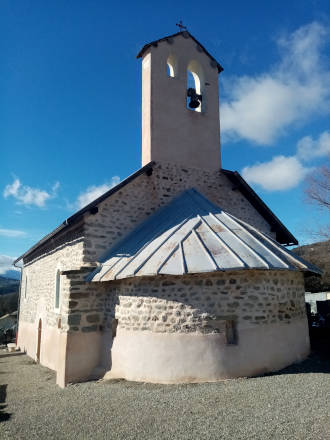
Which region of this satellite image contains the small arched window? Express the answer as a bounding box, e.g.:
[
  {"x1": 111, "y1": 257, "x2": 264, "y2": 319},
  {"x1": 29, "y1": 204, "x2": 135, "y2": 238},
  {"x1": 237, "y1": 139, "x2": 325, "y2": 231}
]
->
[
  {"x1": 166, "y1": 54, "x2": 177, "y2": 78},
  {"x1": 24, "y1": 275, "x2": 28, "y2": 299},
  {"x1": 186, "y1": 60, "x2": 204, "y2": 112},
  {"x1": 55, "y1": 270, "x2": 61, "y2": 310}
]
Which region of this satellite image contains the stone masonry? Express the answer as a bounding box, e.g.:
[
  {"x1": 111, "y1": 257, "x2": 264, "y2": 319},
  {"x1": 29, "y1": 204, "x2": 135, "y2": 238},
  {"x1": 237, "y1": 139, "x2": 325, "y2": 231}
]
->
[
  {"x1": 83, "y1": 162, "x2": 274, "y2": 264},
  {"x1": 20, "y1": 161, "x2": 279, "y2": 336},
  {"x1": 59, "y1": 269, "x2": 306, "y2": 336},
  {"x1": 19, "y1": 240, "x2": 85, "y2": 330}
]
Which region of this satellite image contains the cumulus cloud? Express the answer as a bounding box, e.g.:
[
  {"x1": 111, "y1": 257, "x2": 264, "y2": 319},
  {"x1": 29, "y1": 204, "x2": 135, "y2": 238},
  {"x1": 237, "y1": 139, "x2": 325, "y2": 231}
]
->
[
  {"x1": 3, "y1": 178, "x2": 59, "y2": 207},
  {"x1": 242, "y1": 129, "x2": 330, "y2": 191},
  {"x1": 221, "y1": 22, "x2": 330, "y2": 145},
  {"x1": 242, "y1": 155, "x2": 311, "y2": 191},
  {"x1": 296, "y1": 131, "x2": 330, "y2": 161},
  {"x1": 0, "y1": 228, "x2": 26, "y2": 238},
  {"x1": 76, "y1": 176, "x2": 120, "y2": 209},
  {"x1": 0, "y1": 255, "x2": 20, "y2": 275}
]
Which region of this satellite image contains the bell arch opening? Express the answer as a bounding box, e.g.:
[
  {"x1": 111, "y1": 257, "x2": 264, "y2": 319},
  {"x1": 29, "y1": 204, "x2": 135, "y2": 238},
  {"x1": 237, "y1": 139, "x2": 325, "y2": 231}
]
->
[
  {"x1": 186, "y1": 60, "x2": 205, "y2": 112},
  {"x1": 166, "y1": 54, "x2": 177, "y2": 78}
]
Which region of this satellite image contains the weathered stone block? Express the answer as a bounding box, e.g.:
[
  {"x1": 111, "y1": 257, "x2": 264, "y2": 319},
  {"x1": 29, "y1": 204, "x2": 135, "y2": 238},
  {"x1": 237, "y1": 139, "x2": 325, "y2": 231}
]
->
[
  {"x1": 68, "y1": 314, "x2": 81, "y2": 326},
  {"x1": 86, "y1": 314, "x2": 100, "y2": 323},
  {"x1": 82, "y1": 325, "x2": 98, "y2": 332}
]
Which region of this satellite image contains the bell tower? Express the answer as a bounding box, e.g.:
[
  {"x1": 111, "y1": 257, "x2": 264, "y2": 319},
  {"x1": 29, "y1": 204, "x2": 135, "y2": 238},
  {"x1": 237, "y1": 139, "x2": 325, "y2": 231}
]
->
[{"x1": 137, "y1": 31, "x2": 223, "y2": 171}]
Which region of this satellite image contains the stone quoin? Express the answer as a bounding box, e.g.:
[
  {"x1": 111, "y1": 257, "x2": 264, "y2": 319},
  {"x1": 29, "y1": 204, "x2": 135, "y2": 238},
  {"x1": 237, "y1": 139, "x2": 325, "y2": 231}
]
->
[{"x1": 15, "y1": 30, "x2": 321, "y2": 387}]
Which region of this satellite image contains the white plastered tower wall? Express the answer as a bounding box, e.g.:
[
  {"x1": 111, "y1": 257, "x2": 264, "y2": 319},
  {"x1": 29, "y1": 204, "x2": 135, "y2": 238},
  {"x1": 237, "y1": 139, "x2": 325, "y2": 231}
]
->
[{"x1": 141, "y1": 32, "x2": 221, "y2": 170}]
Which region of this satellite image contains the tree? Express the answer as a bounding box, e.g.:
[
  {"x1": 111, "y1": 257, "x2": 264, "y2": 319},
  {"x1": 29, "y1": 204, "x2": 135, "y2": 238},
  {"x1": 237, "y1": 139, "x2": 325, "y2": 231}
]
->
[{"x1": 305, "y1": 163, "x2": 330, "y2": 239}]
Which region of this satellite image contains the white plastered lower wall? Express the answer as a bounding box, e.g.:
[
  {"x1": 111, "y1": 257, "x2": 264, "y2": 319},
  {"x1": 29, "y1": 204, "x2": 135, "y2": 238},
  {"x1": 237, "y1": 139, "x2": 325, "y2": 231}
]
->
[{"x1": 105, "y1": 317, "x2": 310, "y2": 383}]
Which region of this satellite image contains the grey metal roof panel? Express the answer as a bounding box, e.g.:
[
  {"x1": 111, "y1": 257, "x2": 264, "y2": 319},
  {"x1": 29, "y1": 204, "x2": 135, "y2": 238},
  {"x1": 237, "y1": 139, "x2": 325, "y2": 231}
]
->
[{"x1": 88, "y1": 188, "x2": 321, "y2": 282}]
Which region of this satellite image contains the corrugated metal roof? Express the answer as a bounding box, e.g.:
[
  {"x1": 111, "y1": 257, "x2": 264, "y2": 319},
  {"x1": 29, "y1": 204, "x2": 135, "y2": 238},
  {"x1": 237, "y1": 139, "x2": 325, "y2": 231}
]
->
[{"x1": 88, "y1": 189, "x2": 321, "y2": 282}]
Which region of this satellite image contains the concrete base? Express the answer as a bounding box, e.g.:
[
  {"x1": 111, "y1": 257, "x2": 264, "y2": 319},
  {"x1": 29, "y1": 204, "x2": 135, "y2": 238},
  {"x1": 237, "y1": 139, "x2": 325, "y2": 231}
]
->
[
  {"x1": 105, "y1": 318, "x2": 310, "y2": 383},
  {"x1": 17, "y1": 320, "x2": 112, "y2": 388},
  {"x1": 57, "y1": 330, "x2": 111, "y2": 387},
  {"x1": 18, "y1": 317, "x2": 310, "y2": 386},
  {"x1": 17, "y1": 321, "x2": 62, "y2": 371}
]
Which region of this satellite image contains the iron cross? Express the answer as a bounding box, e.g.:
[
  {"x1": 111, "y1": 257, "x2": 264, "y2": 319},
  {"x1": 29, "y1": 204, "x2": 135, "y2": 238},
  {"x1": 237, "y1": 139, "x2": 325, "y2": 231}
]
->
[{"x1": 176, "y1": 20, "x2": 187, "y2": 32}]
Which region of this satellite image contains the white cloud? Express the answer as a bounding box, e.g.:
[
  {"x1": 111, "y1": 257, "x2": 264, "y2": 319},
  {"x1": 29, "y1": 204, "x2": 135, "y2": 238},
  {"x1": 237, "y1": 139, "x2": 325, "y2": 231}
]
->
[
  {"x1": 0, "y1": 255, "x2": 20, "y2": 275},
  {"x1": 0, "y1": 228, "x2": 26, "y2": 238},
  {"x1": 296, "y1": 131, "x2": 330, "y2": 161},
  {"x1": 76, "y1": 176, "x2": 120, "y2": 209},
  {"x1": 221, "y1": 22, "x2": 330, "y2": 145},
  {"x1": 242, "y1": 155, "x2": 311, "y2": 191},
  {"x1": 3, "y1": 178, "x2": 60, "y2": 207}
]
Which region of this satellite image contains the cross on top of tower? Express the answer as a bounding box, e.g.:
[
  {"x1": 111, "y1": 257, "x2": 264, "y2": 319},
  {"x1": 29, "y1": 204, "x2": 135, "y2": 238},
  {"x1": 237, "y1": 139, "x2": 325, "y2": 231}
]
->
[{"x1": 176, "y1": 20, "x2": 187, "y2": 32}]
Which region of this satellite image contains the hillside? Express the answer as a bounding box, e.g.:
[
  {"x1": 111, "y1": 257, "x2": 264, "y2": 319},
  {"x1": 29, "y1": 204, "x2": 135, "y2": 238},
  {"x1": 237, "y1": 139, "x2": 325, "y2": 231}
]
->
[
  {"x1": 0, "y1": 276, "x2": 20, "y2": 296},
  {"x1": 293, "y1": 240, "x2": 330, "y2": 292},
  {"x1": 0, "y1": 276, "x2": 19, "y2": 316}
]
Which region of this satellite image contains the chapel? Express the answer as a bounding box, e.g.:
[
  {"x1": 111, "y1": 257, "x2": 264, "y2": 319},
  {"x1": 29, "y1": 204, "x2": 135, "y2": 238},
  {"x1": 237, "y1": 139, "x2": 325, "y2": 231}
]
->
[{"x1": 15, "y1": 30, "x2": 320, "y2": 387}]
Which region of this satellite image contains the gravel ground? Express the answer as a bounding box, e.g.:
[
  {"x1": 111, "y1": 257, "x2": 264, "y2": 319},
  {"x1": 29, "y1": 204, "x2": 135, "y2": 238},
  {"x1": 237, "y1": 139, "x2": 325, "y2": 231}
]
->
[{"x1": 0, "y1": 348, "x2": 329, "y2": 440}]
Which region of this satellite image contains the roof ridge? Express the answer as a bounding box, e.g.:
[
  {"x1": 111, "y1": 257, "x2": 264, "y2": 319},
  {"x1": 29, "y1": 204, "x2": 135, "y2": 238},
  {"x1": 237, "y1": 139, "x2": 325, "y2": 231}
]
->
[{"x1": 137, "y1": 31, "x2": 224, "y2": 73}]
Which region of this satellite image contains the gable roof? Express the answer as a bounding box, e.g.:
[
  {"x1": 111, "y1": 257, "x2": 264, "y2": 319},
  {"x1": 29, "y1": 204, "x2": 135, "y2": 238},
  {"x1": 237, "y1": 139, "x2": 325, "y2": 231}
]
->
[
  {"x1": 14, "y1": 163, "x2": 297, "y2": 265},
  {"x1": 137, "y1": 31, "x2": 224, "y2": 73},
  {"x1": 88, "y1": 188, "x2": 320, "y2": 282},
  {"x1": 13, "y1": 162, "x2": 154, "y2": 265}
]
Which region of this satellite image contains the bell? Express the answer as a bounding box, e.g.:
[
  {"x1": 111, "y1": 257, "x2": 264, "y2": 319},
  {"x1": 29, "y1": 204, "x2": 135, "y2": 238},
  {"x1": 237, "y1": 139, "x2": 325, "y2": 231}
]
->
[
  {"x1": 189, "y1": 98, "x2": 201, "y2": 109},
  {"x1": 187, "y1": 87, "x2": 202, "y2": 109}
]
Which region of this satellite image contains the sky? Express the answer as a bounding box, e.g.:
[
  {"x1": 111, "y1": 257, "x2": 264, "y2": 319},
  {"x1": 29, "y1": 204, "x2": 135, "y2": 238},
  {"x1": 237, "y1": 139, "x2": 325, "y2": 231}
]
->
[{"x1": 1, "y1": 0, "x2": 330, "y2": 275}]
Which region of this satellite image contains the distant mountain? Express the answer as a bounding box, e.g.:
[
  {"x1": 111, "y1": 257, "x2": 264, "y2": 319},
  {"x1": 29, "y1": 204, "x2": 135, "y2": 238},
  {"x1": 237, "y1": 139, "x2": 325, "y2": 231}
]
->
[
  {"x1": 2, "y1": 270, "x2": 21, "y2": 280},
  {"x1": 0, "y1": 276, "x2": 19, "y2": 316}
]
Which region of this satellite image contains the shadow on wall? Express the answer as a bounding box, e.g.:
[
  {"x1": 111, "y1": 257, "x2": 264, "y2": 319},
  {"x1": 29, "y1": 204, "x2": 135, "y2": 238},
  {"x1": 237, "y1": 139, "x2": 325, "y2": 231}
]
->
[
  {"x1": 106, "y1": 319, "x2": 118, "y2": 372},
  {"x1": 0, "y1": 384, "x2": 11, "y2": 422},
  {"x1": 261, "y1": 328, "x2": 330, "y2": 377}
]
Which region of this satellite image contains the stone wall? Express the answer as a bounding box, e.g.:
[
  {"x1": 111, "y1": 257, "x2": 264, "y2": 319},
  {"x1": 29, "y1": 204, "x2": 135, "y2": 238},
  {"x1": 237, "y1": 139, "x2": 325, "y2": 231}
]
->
[
  {"x1": 19, "y1": 240, "x2": 85, "y2": 329},
  {"x1": 23, "y1": 162, "x2": 276, "y2": 270},
  {"x1": 60, "y1": 269, "x2": 306, "y2": 336},
  {"x1": 58, "y1": 268, "x2": 109, "y2": 334},
  {"x1": 83, "y1": 162, "x2": 275, "y2": 263},
  {"x1": 19, "y1": 160, "x2": 284, "y2": 352},
  {"x1": 20, "y1": 161, "x2": 277, "y2": 330}
]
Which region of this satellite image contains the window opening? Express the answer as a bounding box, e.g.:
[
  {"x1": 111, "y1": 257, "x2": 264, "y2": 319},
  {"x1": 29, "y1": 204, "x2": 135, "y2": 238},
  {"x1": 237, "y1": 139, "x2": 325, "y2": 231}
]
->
[
  {"x1": 55, "y1": 270, "x2": 61, "y2": 310},
  {"x1": 24, "y1": 275, "x2": 28, "y2": 299}
]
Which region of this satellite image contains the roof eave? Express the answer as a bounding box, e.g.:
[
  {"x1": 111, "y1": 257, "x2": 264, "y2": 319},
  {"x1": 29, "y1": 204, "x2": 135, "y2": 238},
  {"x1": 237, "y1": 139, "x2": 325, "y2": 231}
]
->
[
  {"x1": 221, "y1": 169, "x2": 298, "y2": 246},
  {"x1": 14, "y1": 161, "x2": 155, "y2": 265},
  {"x1": 137, "y1": 31, "x2": 224, "y2": 73}
]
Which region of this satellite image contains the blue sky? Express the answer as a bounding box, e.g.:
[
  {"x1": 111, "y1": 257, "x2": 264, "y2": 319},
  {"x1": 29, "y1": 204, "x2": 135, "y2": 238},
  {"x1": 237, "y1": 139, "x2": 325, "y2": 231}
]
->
[{"x1": 1, "y1": 0, "x2": 330, "y2": 274}]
